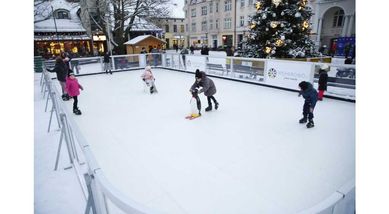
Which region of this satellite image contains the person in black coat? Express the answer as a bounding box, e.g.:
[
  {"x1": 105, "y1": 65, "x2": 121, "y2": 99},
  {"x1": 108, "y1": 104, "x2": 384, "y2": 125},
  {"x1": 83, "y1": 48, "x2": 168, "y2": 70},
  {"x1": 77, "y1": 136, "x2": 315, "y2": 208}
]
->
[
  {"x1": 103, "y1": 52, "x2": 112, "y2": 74},
  {"x1": 190, "y1": 69, "x2": 219, "y2": 111},
  {"x1": 47, "y1": 56, "x2": 70, "y2": 100},
  {"x1": 298, "y1": 81, "x2": 318, "y2": 128},
  {"x1": 317, "y1": 64, "x2": 329, "y2": 101}
]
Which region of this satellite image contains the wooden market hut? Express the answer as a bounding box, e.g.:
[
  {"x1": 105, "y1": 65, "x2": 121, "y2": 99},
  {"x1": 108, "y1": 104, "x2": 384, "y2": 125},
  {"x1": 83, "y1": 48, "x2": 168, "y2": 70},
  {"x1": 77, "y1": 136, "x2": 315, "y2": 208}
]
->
[{"x1": 124, "y1": 35, "x2": 166, "y2": 54}]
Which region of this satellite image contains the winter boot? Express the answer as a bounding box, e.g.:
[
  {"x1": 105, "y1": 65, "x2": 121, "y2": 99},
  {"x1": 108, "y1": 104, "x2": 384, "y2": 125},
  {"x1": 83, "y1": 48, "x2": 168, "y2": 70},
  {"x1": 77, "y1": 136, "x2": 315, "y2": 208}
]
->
[
  {"x1": 306, "y1": 120, "x2": 314, "y2": 128},
  {"x1": 205, "y1": 106, "x2": 212, "y2": 112},
  {"x1": 109, "y1": 70, "x2": 113, "y2": 74},
  {"x1": 215, "y1": 102, "x2": 219, "y2": 110},
  {"x1": 73, "y1": 108, "x2": 82, "y2": 115},
  {"x1": 299, "y1": 117, "x2": 307, "y2": 124},
  {"x1": 62, "y1": 94, "x2": 70, "y2": 101}
]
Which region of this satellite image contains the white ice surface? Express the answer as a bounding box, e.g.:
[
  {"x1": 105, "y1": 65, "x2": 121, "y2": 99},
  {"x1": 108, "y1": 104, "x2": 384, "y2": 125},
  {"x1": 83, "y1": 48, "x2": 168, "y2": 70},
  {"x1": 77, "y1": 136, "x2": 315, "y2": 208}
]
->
[{"x1": 51, "y1": 69, "x2": 355, "y2": 213}]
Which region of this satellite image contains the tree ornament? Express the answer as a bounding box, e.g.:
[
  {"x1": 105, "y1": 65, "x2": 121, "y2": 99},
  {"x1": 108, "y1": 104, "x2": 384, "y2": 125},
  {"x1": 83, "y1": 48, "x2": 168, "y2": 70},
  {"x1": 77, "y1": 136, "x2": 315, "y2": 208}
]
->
[
  {"x1": 270, "y1": 21, "x2": 278, "y2": 28},
  {"x1": 295, "y1": 12, "x2": 301, "y2": 18},
  {"x1": 281, "y1": 35, "x2": 285, "y2": 40},
  {"x1": 271, "y1": 50, "x2": 276, "y2": 54},
  {"x1": 281, "y1": 11, "x2": 285, "y2": 16},
  {"x1": 302, "y1": 20, "x2": 309, "y2": 30},
  {"x1": 275, "y1": 39, "x2": 284, "y2": 47},
  {"x1": 272, "y1": 13, "x2": 276, "y2": 17},
  {"x1": 266, "y1": 28, "x2": 269, "y2": 31},
  {"x1": 262, "y1": 14, "x2": 267, "y2": 19},
  {"x1": 272, "y1": 0, "x2": 282, "y2": 7},
  {"x1": 265, "y1": 47, "x2": 272, "y2": 54}
]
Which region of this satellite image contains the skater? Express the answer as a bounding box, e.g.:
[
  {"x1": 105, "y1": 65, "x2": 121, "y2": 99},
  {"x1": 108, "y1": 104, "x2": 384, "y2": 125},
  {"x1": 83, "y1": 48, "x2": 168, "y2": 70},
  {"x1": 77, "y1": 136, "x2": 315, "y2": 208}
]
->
[
  {"x1": 66, "y1": 72, "x2": 84, "y2": 115},
  {"x1": 180, "y1": 47, "x2": 189, "y2": 69},
  {"x1": 298, "y1": 81, "x2": 318, "y2": 128},
  {"x1": 141, "y1": 66, "x2": 158, "y2": 94},
  {"x1": 47, "y1": 56, "x2": 71, "y2": 101},
  {"x1": 317, "y1": 64, "x2": 329, "y2": 101},
  {"x1": 186, "y1": 88, "x2": 202, "y2": 119},
  {"x1": 190, "y1": 69, "x2": 219, "y2": 112},
  {"x1": 103, "y1": 51, "x2": 112, "y2": 74}
]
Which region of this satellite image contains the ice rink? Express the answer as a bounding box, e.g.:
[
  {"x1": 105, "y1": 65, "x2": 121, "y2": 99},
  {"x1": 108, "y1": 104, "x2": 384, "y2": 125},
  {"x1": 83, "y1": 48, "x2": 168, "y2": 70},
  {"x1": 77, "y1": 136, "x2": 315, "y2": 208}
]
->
[{"x1": 60, "y1": 69, "x2": 355, "y2": 213}]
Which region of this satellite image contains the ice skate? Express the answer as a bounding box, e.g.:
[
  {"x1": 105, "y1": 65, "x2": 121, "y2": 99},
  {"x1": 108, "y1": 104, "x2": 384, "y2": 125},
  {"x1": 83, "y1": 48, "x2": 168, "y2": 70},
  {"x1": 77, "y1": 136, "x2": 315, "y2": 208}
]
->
[
  {"x1": 299, "y1": 117, "x2": 307, "y2": 124},
  {"x1": 215, "y1": 102, "x2": 219, "y2": 110},
  {"x1": 73, "y1": 108, "x2": 82, "y2": 115},
  {"x1": 205, "y1": 106, "x2": 212, "y2": 112},
  {"x1": 306, "y1": 120, "x2": 314, "y2": 128}
]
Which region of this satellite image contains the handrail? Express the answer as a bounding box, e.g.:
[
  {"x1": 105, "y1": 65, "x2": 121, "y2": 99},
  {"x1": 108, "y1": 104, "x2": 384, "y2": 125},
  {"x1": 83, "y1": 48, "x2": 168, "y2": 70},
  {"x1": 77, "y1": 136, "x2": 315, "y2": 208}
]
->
[{"x1": 42, "y1": 69, "x2": 161, "y2": 214}]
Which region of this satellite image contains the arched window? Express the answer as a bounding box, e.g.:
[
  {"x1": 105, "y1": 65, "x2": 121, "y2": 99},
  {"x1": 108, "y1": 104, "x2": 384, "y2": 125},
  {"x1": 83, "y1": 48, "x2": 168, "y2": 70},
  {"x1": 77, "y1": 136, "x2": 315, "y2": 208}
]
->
[
  {"x1": 332, "y1": 9, "x2": 344, "y2": 27},
  {"x1": 55, "y1": 10, "x2": 70, "y2": 19}
]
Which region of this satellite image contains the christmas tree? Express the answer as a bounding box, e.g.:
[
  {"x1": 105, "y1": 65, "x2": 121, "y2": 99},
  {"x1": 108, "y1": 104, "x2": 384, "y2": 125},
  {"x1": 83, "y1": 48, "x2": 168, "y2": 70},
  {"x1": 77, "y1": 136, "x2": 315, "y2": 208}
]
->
[{"x1": 242, "y1": 0, "x2": 317, "y2": 58}]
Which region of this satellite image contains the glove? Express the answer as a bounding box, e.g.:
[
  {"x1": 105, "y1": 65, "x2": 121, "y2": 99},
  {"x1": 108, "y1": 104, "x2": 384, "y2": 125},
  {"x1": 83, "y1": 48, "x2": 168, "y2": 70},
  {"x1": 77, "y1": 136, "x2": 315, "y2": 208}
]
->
[{"x1": 142, "y1": 78, "x2": 145, "y2": 81}]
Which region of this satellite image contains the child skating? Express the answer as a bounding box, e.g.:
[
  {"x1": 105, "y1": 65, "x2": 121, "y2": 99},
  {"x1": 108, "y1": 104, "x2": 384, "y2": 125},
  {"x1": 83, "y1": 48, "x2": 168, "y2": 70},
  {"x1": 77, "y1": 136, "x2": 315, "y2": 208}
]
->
[
  {"x1": 185, "y1": 88, "x2": 202, "y2": 120},
  {"x1": 298, "y1": 81, "x2": 318, "y2": 128},
  {"x1": 190, "y1": 69, "x2": 219, "y2": 111},
  {"x1": 317, "y1": 64, "x2": 329, "y2": 101},
  {"x1": 66, "y1": 72, "x2": 84, "y2": 115},
  {"x1": 141, "y1": 66, "x2": 158, "y2": 94}
]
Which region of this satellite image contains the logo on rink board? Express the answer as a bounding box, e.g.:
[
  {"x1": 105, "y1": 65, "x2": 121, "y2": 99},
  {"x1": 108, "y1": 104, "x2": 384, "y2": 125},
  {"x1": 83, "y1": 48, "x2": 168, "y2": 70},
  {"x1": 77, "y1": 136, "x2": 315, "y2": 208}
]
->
[{"x1": 267, "y1": 68, "x2": 277, "y2": 78}]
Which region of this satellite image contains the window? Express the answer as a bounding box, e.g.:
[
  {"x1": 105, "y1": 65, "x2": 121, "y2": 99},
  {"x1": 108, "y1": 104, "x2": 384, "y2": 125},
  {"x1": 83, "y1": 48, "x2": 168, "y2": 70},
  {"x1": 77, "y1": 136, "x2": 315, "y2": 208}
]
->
[
  {"x1": 165, "y1": 25, "x2": 169, "y2": 32},
  {"x1": 173, "y1": 25, "x2": 177, "y2": 32},
  {"x1": 216, "y1": 19, "x2": 219, "y2": 29},
  {"x1": 225, "y1": 0, "x2": 232, "y2": 12},
  {"x1": 202, "y1": 21, "x2": 207, "y2": 31},
  {"x1": 332, "y1": 9, "x2": 345, "y2": 27},
  {"x1": 209, "y1": 2, "x2": 213, "y2": 13},
  {"x1": 209, "y1": 19, "x2": 213, "y2": 30},
  {"x1": 56, "y1": 10, "x2": 70, "y2": 19},
  {"x1": 240, "y1": 0, "x2": 245, "y2": 8},
  {"x1": 216, "y1": 2, "x2": 219, "y2": 12},
  {"x1": 191, "y1": 23, "x2": 196, "y2": 32},
  {"x1": 248, "y1": 0, "x2": 253, "y2": 6},
  {"x1": 240, "y1": 16, "x2": 245, "y2": 27},
  {"x1": 191, "y1": 8, "x2": 196, "y2": 17},
  {"x1": 180, "y1": 25, "x2": 185, "y2": 33},
  {"x1": 186, "y1": 24, "x2": 189, "y2": 32},
  {"x1": 201, "y1": 6, "x2": 207, "y2": 15},
  {"x1": 224, "y1": 18, "x2": 232, "y2": 29}
]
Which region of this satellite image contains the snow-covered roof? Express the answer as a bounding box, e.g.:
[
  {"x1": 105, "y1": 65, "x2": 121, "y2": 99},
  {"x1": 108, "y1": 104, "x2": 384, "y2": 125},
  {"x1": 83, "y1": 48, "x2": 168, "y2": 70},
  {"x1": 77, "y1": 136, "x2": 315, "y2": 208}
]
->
[
  {"x1": 34, "y1": 0, "x2": 86, "y2": 33},
  {"x1": 125, "y1": 17, "x2": 163, "y2": 32},
  {"x1": 124, "y1": 35, "x2": 166, "y2": 45}
]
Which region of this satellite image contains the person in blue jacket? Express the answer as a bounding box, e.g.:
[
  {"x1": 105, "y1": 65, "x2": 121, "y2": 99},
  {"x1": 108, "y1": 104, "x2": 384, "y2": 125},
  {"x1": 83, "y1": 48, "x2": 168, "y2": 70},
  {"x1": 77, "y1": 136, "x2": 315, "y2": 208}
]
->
[{"x1": 298, "y1": 81, "x2": 318, "y2": 128}]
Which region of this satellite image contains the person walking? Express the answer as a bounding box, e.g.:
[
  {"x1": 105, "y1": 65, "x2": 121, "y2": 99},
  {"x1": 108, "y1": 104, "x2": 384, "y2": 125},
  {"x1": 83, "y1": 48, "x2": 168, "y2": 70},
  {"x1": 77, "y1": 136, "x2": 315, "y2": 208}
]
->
[{"x1": 103, "y1": 51, "x2": 112, "y2": 74}]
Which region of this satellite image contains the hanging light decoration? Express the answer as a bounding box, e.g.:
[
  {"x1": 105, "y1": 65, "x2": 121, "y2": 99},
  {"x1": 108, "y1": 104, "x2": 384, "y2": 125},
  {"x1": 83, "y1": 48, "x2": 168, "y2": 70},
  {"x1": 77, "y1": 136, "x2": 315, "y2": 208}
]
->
[{"x1": 250, "y1": 22, "x2": 256, "y2": 29}]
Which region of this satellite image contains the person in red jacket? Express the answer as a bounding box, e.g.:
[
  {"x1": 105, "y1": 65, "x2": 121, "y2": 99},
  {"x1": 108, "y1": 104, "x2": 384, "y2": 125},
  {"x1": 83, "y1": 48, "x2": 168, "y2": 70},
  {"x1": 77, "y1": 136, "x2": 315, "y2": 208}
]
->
[{"x1": 65, "y1": 72, "x2": 84, "y2": 115}]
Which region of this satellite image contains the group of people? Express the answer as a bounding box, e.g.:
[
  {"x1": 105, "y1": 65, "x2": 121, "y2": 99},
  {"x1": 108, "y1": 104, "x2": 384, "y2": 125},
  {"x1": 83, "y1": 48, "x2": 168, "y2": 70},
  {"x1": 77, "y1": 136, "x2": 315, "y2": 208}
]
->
[{"x1": 47, "y1": 52, "x2": 84, "y2": 115}]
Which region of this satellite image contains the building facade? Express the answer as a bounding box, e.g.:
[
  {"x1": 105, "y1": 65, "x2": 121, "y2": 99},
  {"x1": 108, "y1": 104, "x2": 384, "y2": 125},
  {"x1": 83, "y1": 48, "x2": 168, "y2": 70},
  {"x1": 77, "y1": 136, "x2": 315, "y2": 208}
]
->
[
  {"x1": 183, "y1": 0, "x2": 355, "y2": 51},
  {"x1": 148, "y1": 17, "x2": 186, "y2": 50}
]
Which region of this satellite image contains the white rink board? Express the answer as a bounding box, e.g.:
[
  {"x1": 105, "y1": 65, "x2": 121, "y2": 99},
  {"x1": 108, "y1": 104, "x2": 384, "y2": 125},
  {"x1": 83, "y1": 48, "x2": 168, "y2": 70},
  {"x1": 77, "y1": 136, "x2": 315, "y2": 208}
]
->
[{"x1": 265, "y1": 60, "x2": 314, "y2": 90}]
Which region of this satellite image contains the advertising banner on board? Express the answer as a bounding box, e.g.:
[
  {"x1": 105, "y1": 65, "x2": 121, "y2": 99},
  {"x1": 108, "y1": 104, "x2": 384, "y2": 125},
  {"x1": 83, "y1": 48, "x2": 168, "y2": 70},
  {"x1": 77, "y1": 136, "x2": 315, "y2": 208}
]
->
[{"x1": 264, "y1": 60, "x2": 314, "y2": 90}]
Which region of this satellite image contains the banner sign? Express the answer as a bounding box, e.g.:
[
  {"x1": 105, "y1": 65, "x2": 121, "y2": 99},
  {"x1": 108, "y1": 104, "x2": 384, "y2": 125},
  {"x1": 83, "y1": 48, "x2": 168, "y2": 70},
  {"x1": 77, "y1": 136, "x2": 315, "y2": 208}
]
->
[{"x1": 264, "y1": 60, "x2": 314, "y2": 90}]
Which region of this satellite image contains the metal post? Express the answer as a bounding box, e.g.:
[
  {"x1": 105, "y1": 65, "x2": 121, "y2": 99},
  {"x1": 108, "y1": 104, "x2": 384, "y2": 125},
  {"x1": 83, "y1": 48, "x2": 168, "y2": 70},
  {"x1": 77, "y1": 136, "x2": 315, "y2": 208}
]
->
[
  {"x1": 47, "y1": 92, "x2": 56, "y2": 132},
  {"x1": 84, "y1": 173, "x2": 97, "y2": 214},
  {"x1": 54, "y1": 129, "x2": 64, "y2": 170},
  {"x1": 45, "y1": 90, "x2": 51, "y2": 112}
]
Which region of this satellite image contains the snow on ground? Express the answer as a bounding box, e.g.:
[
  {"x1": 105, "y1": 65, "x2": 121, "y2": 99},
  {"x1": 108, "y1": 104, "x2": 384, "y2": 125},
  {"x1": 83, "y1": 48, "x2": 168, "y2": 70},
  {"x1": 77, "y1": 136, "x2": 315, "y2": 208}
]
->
[{"x1": 42, "y1": 68, "x2": 355, "y2": 213}]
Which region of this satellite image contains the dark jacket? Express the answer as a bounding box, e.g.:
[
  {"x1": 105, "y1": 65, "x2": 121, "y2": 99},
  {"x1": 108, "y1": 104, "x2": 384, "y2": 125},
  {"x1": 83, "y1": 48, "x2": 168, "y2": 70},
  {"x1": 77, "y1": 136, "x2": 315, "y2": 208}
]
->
[
  {"x1": 103, "y1": 53, "x2": 110, "y2": 63},
  {"x1": 48, "y1": 60, "x2": 68, "y2": 82},
  {"x1": 318, "y1": 70, "x2": 328, "y2": 91},
  {"x1": 190, "y1": 71, "x2": 216, "y2": 96},
  {"x1": 299, "y1": 82, "x2": 318, "y2": 108}
]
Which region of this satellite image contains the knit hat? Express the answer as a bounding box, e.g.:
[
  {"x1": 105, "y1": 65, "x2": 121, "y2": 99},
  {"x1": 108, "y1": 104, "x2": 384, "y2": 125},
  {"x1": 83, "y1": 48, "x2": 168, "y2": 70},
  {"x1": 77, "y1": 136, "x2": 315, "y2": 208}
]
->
[
  {"x1": 298, "y1": 81, "x2": 308, "y2": 91},
  {"x1": 68, "y1": 72, "x2": 74, "y2": 77},
  {"x1": 145, "y1": 66, "x2": 151, "y2": 71},
  {"x1": 320, "y1": 64, "x2": 329, "y2": 71},
  {"x1": 195, "y1": 69, "x2": 202, "y2": 78}
]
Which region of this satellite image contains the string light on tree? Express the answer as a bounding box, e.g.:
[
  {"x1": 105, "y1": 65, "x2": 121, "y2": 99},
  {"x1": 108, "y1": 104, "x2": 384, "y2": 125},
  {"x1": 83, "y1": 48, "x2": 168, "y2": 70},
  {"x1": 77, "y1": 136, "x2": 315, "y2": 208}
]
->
[
  {"x1": 275, "y1": 39, "x2": 284, "y2": 47},
  {"x1": 270, "y1": 21, "x2": 279, "y2": 28},
  {"x1": 302, "y1": 20, "x2": 309, "y2": 30},
  {"x1": 265, "y1": 46, "x2": 272, "y2": 54},
  {"x1": 250, "y1": 23, "x2": 256, "y2": 29},
  {"x1": 256, "y1": 2, "x2": 262, "y2": 10}
]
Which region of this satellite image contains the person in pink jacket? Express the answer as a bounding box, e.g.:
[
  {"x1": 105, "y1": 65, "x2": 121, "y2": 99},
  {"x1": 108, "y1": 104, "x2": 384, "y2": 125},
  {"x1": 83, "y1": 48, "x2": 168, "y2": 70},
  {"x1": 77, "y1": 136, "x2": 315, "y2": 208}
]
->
[
  {"x1": 66, "y1": 72, "x2": 84, "y2": 115},
  {"x1": 141, "y1": 66, "x2": 157, "y2": 94}
]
